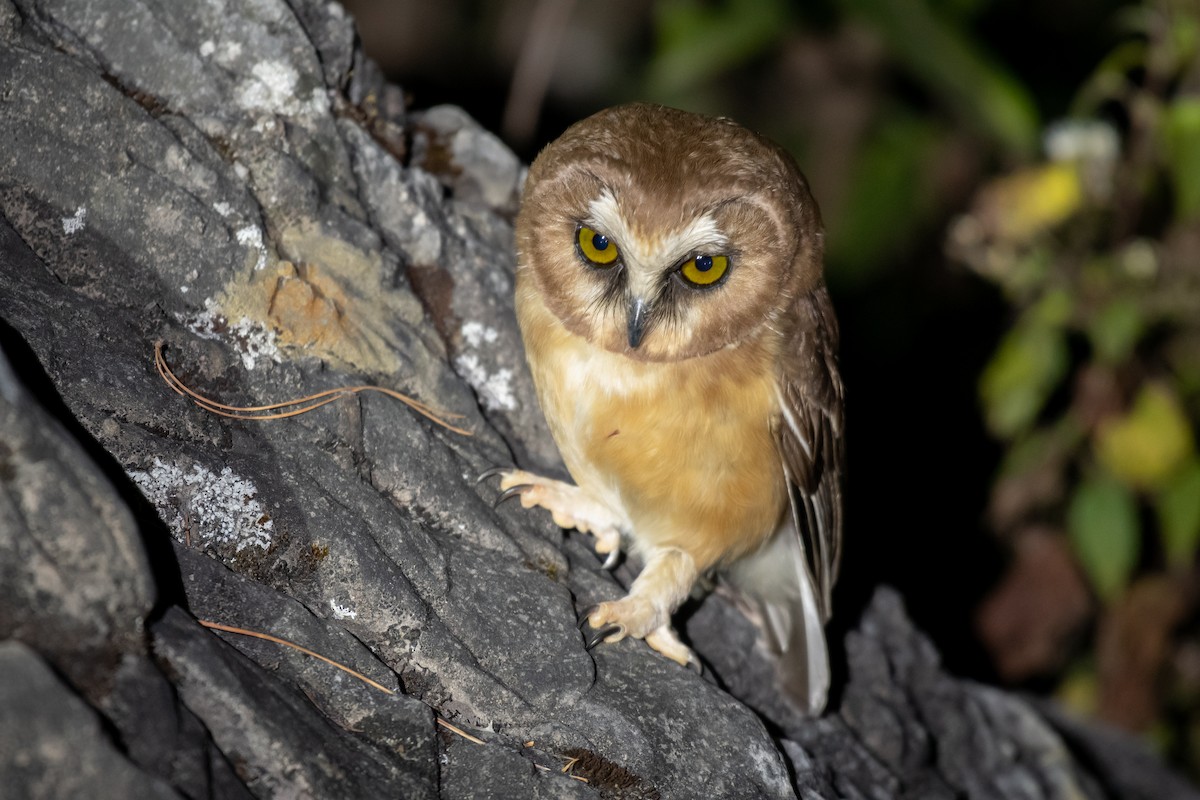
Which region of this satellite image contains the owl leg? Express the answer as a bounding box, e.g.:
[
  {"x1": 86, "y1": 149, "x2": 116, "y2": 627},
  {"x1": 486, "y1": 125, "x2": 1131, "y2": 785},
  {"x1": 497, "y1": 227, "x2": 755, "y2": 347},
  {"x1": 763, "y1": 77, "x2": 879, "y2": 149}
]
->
[
  {"x1": 480, "y1": 467, "x2": 623, "y2": 566},
  {"x1": 585, "y1": 547, "x2": 700, "y2": 668}
]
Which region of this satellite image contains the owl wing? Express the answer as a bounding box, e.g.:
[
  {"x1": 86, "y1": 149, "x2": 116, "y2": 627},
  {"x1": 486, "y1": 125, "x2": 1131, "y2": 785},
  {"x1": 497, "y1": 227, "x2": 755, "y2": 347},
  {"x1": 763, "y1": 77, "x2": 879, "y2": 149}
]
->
[
  {"x1": 758, "y1": 285, "x2": 844, "y2": 713},
  {"x1": 774, "y1": 285, "x2": 844, "y2": 620}
]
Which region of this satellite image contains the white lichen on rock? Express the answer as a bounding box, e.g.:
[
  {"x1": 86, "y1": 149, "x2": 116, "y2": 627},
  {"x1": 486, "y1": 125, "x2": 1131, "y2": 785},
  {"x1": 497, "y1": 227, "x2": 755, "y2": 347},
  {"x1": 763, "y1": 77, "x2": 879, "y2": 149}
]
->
[
  {"x1": 454, "y1": 321, "x2": 515, "y2": 411},
  {"x1": 129, "y1": 457, "x2": 273, "y2": 553},
  {"x1": 235, "y1": 224, "x2": 268, "y2": 271},
  {"x1": 461, "y1": 321, "x2": 499, "y2": 348},
  {"x1": 329, "y1": 599, "x2": 357, "y2": 620},
  {"x1": 181, "y1": 298, "x2": 280, "y2": 371},
  {"x1": 61, "y1": 206, "x2": 87, "y2": 235},
  {"x1": 235, "y1": 59, "x2": 325, "y2": 120}
]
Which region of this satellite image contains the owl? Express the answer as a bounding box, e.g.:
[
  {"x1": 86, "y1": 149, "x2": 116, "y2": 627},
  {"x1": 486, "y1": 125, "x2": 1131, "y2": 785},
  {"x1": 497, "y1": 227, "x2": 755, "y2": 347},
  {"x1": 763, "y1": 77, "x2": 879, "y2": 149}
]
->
[{"x1": 486, "y1": 103, "x2": 844, "y2": 714}]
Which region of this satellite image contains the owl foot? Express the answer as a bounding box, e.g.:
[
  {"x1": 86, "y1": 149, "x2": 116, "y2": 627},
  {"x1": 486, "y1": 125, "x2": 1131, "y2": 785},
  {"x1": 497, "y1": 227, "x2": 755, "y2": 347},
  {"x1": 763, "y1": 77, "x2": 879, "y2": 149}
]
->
[
  {"x1": 479, "y1": 467, "x2": 623, "y2": 568},
  {"x1": 579, "y1": 603, "x2": 700, "y2": 672},
  {"x1": 579, "y1": 614, "x2": 622, "y2": 651},
  {"x1": 648, "y1": 626, "x2": 703, "y2": 674},
  {"x1": 577, "y1": 546, "x2": 702, "y2": 671}
]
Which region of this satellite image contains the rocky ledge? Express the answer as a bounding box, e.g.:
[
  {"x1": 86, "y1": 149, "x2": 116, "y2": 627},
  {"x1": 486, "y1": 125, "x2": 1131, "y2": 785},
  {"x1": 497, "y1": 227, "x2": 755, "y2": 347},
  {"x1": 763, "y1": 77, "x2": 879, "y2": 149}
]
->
[{"x1": 0, "y1": 1, "x2": 1195, "y2": 798}]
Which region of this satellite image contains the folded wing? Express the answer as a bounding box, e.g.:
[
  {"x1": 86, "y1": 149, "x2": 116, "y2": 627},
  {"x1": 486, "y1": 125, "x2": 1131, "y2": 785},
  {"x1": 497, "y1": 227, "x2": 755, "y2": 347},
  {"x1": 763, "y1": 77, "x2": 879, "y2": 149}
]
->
[{"x1": 738, "y1": 285, "x2": 845, "y2": 714}]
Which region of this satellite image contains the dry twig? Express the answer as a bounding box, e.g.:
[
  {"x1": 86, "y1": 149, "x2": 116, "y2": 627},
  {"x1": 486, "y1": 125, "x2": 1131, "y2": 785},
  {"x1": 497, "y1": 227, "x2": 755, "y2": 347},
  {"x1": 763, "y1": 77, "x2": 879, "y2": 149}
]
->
[
  {"x1": 197, "y1": 619, "x2": 396, "y2": 695},
  {"x1": 197, "y1": 619, "x2": 490, "y2": 747},
  {"x1": 155, "y1": 341, "x2": 472, "y2": 436},
  {"x1": 435, "y1": 718, "x2": 486, "y2": 745}
]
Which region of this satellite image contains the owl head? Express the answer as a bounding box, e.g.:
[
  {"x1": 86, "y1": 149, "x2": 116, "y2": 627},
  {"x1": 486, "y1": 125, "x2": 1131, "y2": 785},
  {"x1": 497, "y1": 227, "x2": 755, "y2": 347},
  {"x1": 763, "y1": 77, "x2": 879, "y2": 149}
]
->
[{"x1": 515, "y1": 103, "x2": 825, "y2": 363}]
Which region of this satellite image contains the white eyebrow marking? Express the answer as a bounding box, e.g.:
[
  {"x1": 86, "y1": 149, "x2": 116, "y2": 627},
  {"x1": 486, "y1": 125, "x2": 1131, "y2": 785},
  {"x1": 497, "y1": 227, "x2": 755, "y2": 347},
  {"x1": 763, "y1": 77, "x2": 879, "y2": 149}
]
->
[{"x1": 585, "y1": 189, "x2": 728, "y2": 272}]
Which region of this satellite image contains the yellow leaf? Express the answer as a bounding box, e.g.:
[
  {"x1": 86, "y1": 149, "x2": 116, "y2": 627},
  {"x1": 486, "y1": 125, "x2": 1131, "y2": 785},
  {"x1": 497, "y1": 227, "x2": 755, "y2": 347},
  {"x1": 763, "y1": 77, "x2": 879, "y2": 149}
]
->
[
  {"x1": 974, "y1": 163, "x2": 1084, "y2": 243},
  {"x1": 1096, "y1": 383, "x2": 1195, "y2": 490}
]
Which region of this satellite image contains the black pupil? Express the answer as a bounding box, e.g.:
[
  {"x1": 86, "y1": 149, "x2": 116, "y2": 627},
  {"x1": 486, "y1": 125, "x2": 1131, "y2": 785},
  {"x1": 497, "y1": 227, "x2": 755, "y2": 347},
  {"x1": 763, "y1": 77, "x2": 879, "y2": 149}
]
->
[
  {"x1": 591, "y1": 233, "x2": 609, "y2": 251},
  {"x1": 695, "y1": 255, "x2": 713, "y2": 272}
]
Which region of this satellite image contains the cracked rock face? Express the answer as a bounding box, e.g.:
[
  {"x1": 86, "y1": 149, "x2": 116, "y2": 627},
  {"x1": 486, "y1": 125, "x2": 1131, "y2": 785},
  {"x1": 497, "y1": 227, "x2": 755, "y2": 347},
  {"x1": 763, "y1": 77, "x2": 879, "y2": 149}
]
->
[{"x1": 0, "y1": 1, "x2": 1195, "y2": 798}]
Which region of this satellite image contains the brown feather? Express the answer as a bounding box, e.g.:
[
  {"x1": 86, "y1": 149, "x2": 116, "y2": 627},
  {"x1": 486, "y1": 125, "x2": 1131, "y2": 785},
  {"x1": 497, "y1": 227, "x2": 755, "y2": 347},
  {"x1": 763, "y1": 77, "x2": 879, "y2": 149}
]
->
[{"x1": 773, "y1": 286, "x2": 845, "y2": 620}]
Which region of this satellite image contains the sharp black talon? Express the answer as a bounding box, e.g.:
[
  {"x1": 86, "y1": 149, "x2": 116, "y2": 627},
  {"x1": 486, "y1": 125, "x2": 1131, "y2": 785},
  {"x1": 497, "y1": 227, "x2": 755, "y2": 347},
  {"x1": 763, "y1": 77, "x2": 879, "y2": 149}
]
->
[
  {"x1": 577, "y1": 605, "x2": 600, "y2": 629},
  {"x1": 493, "y1": 484, "x2": 532, "y2": 509},
  {"x1": 585, "y1": 625, "x2": 622, "y2": 651},
  {"x1": 476, "y1": 466, "x2": 511, "y2": 484},
  {"x1": 685, "y1": 654, "x2": 704, "y2": 675}
]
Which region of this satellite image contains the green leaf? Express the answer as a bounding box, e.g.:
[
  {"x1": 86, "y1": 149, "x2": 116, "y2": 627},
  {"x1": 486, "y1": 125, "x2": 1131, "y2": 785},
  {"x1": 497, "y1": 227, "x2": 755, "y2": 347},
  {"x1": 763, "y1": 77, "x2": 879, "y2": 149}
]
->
[
  {"x1": 1087, "y1": 297, "x2": 1144, "y2": 364},
  {"x1": 826, "y1": 115, "x2": 943, "y2": 282},
  {"x1": 1162, "y1": 98, "x2": 1200, "y2": 221},
  {"x1": 647, "y1": 0, "x2": 789, "y2": 102},
  {"x1": 1031, "y1": 288, "x2": 1073, "y2": 327},
  {"x1": 1072, "y1": 40, "x2": 1147, "y2": 116},
  {"x1": 1166, "y1": 336, "x2": 1200, "y2": 399},
  {"x1": 1156, "y1": 459, "x2": 1200, "y2": 570},
  {"x1": 1067, "y1": 474, "x2": 1140, "y2": 601},
  {"x1": 979, "y1": 312, "x2": 1069, "y2": 439},
  {"x1": 1168, "y1": 13, "x2": 1200, "y2": 64},
  {"x1": 998, "y1": 414, "x2": 1084, "y2": 478}
]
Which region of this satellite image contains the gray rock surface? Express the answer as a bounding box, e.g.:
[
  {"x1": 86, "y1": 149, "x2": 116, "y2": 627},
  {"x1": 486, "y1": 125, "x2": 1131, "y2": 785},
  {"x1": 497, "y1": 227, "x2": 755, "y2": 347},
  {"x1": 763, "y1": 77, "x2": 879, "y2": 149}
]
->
[
  {"x1": 0, "y1": 1, "x2": 1195, "y2": 798},
  {"x1": 0, "y1": 641, "x2": 181, "y2": 800}
]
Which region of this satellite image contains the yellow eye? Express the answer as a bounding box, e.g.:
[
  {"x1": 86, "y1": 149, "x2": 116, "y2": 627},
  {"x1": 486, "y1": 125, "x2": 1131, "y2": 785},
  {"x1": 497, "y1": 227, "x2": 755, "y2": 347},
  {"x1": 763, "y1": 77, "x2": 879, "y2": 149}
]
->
[
  {"x1": 680, "y1": 254, "x2": 729, "y2": 286},
  {"x1": 577, "y1": 226, "x2": 620, "y2": 266}
]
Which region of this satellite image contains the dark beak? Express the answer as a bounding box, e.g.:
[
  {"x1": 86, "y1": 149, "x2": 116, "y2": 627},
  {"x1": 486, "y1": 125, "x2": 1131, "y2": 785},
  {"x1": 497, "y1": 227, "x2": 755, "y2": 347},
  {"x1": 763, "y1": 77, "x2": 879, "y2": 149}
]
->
[{"x1": 627, "y1": 296, "x2": 649, "y2": 349}]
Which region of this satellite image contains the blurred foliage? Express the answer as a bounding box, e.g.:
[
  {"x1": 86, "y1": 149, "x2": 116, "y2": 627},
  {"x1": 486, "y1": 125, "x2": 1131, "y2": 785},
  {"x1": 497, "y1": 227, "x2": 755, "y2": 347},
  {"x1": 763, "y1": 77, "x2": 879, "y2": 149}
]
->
[
  {"x1": 946, "y1": 0, "x2": 1200, "y2": 771},
  {"x1": 646, "y1": 0, "x2": 1038, "y2": 154},
  {"x1": 843, "y1": 0, "x2": 1039, "y2": 157},
  {"x1": 647, "y1": 0, "x2": 790, "y2": 99},
  {"x1": 829, "y1": 113, "x2": 945, "y2": 283}
]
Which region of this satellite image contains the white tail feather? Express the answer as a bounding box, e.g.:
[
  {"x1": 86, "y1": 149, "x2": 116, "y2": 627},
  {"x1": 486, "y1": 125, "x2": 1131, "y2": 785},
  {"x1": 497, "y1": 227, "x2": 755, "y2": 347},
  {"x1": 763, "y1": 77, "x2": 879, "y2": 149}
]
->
[{"x1": 725, "y1": 517, "x2": 831, "y2": 715}]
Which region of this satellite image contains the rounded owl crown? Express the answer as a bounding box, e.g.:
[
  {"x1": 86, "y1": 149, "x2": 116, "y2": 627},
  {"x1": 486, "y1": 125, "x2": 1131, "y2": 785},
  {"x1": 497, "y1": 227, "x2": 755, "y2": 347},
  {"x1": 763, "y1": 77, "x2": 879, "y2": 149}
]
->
[{"x1": 516, "y1": 103, "x2": 825, "y2": 362}]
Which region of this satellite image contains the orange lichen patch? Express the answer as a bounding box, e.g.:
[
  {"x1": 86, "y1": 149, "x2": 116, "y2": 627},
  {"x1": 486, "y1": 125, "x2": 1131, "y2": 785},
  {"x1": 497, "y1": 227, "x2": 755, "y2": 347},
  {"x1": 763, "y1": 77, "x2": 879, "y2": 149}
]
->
[
  {"x1": 267, "y1": 261, "x2": 353, "y2": 352},
  {"x1": 217, "y1": 222, "x2": 426, "y2": 375}
]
